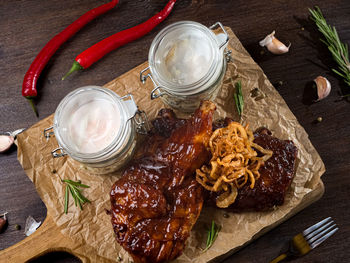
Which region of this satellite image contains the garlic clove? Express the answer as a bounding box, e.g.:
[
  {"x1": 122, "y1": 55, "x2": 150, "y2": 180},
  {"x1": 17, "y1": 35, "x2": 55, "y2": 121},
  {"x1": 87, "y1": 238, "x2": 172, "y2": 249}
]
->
[
  {"x1": 0, "y1": 135, "x2": 14, "y2": 153},
  {"x1": 259, "y1": 31, "x2": 275, "y2": 47},
  {"x1": 259, "y1": 31, "x2": 291, "y2": 55},
  {"x1": 0, "y1": 212, "x2": 8, "y2": 233},
  {"x1": 269, "y1": 38, "x2": 291, "y2": 54},
  {"x1": 314, "y1": 76, "x2": 331, "y2": 101},
  {"x1": 24, "y1": 215, "x2": 41, "y2": 236}
]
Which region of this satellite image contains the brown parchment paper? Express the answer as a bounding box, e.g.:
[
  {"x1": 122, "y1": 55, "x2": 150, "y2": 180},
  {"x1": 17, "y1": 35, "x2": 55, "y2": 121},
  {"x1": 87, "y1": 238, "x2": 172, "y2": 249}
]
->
[{"x1": 16, "y1": 27, "x2": 325, "y2": 263}]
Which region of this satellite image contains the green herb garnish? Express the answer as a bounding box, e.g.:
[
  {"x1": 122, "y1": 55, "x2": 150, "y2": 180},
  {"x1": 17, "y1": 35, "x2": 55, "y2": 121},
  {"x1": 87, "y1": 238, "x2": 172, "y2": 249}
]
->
[
  {"x1": 64, "y1": 185, "x2": 69, "y2": 214},
  {"x1": 62, "y1": 179, "x2": 90, "y2": 214},
  {"x1": 203, "y1": 220, "x2": 221, "y2": 252},
  {"x1": 309, "y1": 6, "x2": 350, "y2": 95},
  {"x1": 234, "y1": 81, "x2": 244, "y2": 117}
]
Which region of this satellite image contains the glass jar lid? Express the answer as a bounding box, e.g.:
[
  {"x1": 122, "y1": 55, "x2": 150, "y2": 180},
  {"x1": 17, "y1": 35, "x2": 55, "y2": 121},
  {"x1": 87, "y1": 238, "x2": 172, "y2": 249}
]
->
[
  {"x1": 53, "y1": 86, "x2": 136, "y2": 163},
  {"x1": 148, "y1": 21, "x2": 224, "y2": 94}
]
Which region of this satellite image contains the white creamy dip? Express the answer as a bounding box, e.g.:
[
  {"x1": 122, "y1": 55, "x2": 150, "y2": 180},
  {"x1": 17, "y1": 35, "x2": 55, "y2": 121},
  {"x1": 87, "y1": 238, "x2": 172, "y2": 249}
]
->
[
  {"x1": 61, "y1": 97, "x2": 121, "y2": 154},
  {"x1": 155, "y1": 28, "x2": 213, "y2": 85},
  {"x1": 52, "y1": 86, "x2": 140, "y2": 174}
]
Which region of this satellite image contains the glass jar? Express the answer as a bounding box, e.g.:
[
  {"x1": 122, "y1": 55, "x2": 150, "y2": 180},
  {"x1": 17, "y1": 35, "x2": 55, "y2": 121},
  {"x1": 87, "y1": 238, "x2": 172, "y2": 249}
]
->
[
  {"x1": 44, "y1": 86, "x2": 148, "y2": 174},
  {"x1": 140, "y1": 21, "x2": 231, "y2": 113}
]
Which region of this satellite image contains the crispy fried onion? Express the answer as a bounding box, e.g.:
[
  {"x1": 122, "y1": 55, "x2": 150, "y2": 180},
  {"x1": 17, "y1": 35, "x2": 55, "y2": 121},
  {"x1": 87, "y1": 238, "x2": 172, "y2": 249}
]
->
[{"x1": 196, "y1": 122, "x2": 273, "y2": 208}]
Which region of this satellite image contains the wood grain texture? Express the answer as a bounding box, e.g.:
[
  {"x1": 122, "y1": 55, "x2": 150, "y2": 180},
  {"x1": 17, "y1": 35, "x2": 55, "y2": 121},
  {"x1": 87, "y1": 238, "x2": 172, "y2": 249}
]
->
[
  {"x1": 0, "y1": 0, "x2": 349, "y2": 262},
  {"x1": 0, "y1": 216, "x2": 85, "y2": 263}
]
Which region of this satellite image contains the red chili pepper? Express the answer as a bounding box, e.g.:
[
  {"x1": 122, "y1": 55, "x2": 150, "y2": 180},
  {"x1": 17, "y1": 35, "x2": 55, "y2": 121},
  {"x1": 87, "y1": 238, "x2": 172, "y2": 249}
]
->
[
  {"x1": 63, "y1": 0, "x2": 176, "y2": 80},
  {"x1": 22, "y1": 0, "x2": 119, "y2": 117}
]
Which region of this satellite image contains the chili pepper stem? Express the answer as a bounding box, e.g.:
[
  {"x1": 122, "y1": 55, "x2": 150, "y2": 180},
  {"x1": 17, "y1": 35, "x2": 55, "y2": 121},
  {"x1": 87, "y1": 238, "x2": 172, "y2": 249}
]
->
[
  {"x1": 62, "y1": 61, "x2": 84, "y2": 80},
  {"x1": 27, "y1": 98, "x2": 38, "y2": 117}
]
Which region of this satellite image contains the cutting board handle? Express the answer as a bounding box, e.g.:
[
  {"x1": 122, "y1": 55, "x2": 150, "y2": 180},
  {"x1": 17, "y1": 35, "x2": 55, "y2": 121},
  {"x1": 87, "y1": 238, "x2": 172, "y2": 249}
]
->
[{"x1": 0, "y1": 215, "x2": 89, "y2": 263}]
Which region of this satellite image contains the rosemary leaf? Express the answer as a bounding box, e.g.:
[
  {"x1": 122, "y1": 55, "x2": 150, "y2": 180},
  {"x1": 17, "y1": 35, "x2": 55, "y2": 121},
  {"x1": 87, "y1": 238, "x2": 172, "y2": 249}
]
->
[
  {"x1": 234, "y1": 81, "x2": 244, "y2": 117},
  {"x1": 213, "y1": 224, "x2": 221, "y2": 242},
  {"x1": 309, "y1": 6, "x2": 350, "y2": 96},
  {"x1": 62, "y1": 179, "x2": 90, "y2": 188},
  {"x1": 70, "y1": 184, "x2": 91, "y2": 202},
  {"x1": 73, "y1": 186, "x2": 91, "y2": 203},
  {"x1": 64, "y1": 185, "x2": 69, "y2": 214},
  {"x1": 234, "y1": 93, "x2": 240, "y2": 116},
  {"x1": 210, "y1": 220, "x2": 215, "y2": 244},
  {"x1": 78, "y1": 199, "x2": 83, "y2": 210},
  {"x1": 70, "y1": 186, "x2": 86, "y2": 205},
  {"x1": 68, "y1": 185, "x2": 77, "y2": 207},
  {"x1": 332, "y1": 68, "x2": 347, "y2": 79},
  {"x1": 206, "y1": 227, "x2": 212, "y2": 248},
  {"x1": 203, "y1": 220, "x2": 221, "y2": 252}
]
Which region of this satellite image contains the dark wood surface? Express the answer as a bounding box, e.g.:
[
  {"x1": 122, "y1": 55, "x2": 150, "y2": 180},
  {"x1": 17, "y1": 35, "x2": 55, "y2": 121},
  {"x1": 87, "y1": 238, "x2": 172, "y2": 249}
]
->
[{"x1": 1, "y1": 0, "x2": 349, "y2": 262}]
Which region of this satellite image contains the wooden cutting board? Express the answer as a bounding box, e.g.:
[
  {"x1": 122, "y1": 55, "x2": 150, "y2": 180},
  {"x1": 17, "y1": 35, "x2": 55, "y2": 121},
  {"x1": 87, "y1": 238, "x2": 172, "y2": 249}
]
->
[
  {"x1": 0, "y1": 27, "x2": 326, "y2": 263},
  {"x1": 0, "y1": 181, "x2": 324, "y2": 263}
]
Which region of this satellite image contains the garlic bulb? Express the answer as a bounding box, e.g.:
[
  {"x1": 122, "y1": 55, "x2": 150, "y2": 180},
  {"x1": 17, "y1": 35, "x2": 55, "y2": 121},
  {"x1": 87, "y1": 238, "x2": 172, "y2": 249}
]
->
[
  {"x1": 314, "y1": 76, "x2": 331, "y2": 101},
  {"x1": 259, "y1": 31, "x2": 291, "y2": 54},
  {"x1": 0, "y1": 135, "x2": 14, "y2": 153}
]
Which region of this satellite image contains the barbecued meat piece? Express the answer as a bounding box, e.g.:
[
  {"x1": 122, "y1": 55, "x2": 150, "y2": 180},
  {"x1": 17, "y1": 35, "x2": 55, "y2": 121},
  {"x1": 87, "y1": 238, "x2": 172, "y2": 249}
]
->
[
  {"x1": 153, "y1": 114, "x2": 297, "y2": 212},
  {"x1": 110, "y1": 101, "x2": 216, "y2": 263},
  {"x1": 151, "y1": 108, "x2": 186, "y2": 138},
  {"x1": 211, "y1": 119, "x2": 298, "y2": 211},
  {"x1": 221, "y1": 126, "x2": 298, "y2": 211}
]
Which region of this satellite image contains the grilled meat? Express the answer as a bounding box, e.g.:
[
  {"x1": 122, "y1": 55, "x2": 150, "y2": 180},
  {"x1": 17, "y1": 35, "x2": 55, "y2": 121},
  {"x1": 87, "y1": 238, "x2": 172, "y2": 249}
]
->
[
  {"x1": 110, "y1": 101, "x2": 216, "y2": 263},
  {"x1": 211, "y1": 119, "x2": 297, "y2": 210},
  {"x1": 154, "y1": 115, "x2": 297, "y2": 211},
  {"x1": 228, "y1": 127, "x2": 298, "y2": 211}
]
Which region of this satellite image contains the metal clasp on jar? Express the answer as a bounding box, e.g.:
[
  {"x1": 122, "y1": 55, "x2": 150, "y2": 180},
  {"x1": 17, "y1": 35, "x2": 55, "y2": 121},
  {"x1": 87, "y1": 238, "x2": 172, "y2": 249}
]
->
[
  {"x1": 133, "y1": 110, "x2": 150, "y2": 135},
  {"x1": 120, "y1": 94, "x2": 150, "y2": 135},
  {"x1": 140, "y1": 67, "x2": 164, "y2": 100},
  {"x1": 210, "y1": 22, "x2": 232, "y2": 62},
  {"x1": 43, "y1": 126, "x2": 68, "y2": 158},
  {"x1": 209, "y1": 22, "x2": 229, "y2": 49}
]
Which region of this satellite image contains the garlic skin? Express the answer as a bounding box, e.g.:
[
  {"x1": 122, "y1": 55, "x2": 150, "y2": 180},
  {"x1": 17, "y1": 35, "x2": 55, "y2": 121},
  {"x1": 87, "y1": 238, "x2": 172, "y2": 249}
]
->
[
  {"x1": 314, "y1": 76, "x2": 331, "y2": 101},
  {"x1": 24, "y1": 215, "x2": 41, "y2": 237},
  {"x1": 259, "y1": 31, "x2": 291, "y2": 55},
  {"x1": 0, "y1": 135, "x2": 14, "y2": 153}
]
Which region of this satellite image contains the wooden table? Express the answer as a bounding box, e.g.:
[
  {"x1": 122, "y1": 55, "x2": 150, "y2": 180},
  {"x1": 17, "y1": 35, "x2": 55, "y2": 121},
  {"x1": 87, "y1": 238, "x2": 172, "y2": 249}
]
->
[{"x1": 0, "y1": 0, "x2": 349, "y2": 262}]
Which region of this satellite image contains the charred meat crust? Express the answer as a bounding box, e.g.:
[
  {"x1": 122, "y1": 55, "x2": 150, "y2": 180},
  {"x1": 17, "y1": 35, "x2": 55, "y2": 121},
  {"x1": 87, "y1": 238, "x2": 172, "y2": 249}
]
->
[
  {"x1": 110, "y1": 106, "x2": 297, "y2": 263},
  {"x1": 162, "y1": 115, "x2": 298, "y2": 212},
  {"x1": 110, "y1": 102, "x2": 216, "y2": 263},
  {"x1": 227, "y1": 128, "x2": 298, "y2": 211}
]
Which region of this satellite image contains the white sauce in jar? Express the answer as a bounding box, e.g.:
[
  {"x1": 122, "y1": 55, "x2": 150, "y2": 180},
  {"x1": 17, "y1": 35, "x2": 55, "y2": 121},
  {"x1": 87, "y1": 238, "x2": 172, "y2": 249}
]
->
[
  {"x1": 155, "y1": 28, "x2": 214, "y2": 85},
  {"x1": 145, "y1": 21, "x2": 228, "y2": 112},
  {"x1": 52, "y1": 86, "x2": 141, "y2": 174},
  {"x1": 60, "y1": 95, "x2": 121, "y2": 154}
]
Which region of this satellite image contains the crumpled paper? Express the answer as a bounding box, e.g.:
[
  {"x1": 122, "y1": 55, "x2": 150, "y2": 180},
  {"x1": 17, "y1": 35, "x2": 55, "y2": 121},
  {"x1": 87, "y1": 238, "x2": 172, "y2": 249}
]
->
[{"x1": 16, "y1": 27, "x2": 325, "y2": 263}]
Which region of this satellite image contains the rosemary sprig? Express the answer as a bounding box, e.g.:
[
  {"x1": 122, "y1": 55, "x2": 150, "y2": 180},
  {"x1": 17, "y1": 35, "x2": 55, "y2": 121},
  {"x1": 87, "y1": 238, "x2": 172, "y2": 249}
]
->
[
  {"x1": 309, "y1": 6, "x2": 350, "y2": 94},
  {"x1": 203, "y1": 220, "x2": 221, "y2": 252},
  {"x1": 62, "y1": 179, "x2": 90, "y2": 214},
  {"x1": 234, "y1": 81, "x2": 244, "y2": 117}
]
